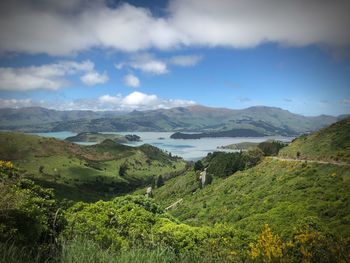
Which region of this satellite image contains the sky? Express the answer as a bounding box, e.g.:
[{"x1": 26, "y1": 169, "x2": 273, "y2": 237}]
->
[{"x1": 0, "y1": 0, "x2": 350, "y2": 116}]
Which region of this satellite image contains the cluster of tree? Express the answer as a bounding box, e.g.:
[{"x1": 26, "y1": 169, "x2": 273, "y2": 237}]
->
[
  {"x1": 201, "y1": 148, "x2": 264, "y2": 178},
  {"x1": 257, "y1": 140, "x2": 287, "y2": 156},
  {"x1": 150, "y1": 175, "x2": 164, "y2": 188},
  {"x1": 118, "y1": 162, "x2": 128, "y2": 177}
]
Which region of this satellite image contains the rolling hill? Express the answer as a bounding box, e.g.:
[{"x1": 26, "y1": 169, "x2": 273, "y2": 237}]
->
[
  {"x1": 144, "y1": 117, "x2": 350, "y2": 239},
  {"x1": 0, "y1": 132, "x2": 186, "y2": 201},
  {"x1": 0, "y1": 107, "x2": 123, "y2": 132},
  {"x1": 279, "y1": 116, "x2": 350, "y2": 163},
  {"x1": 0, "y1": 105, "x2": 338, "y2": 136}
]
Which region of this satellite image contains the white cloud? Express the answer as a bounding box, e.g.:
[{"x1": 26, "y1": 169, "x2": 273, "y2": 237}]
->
[
  {"x1": 123, "y1": 74, "x2": 140, "y2": 88},
  {"x1": 122, "y1": 91, "x2": 158, "y2": 106},
  {"x1": 0, "y1": 98, "x2": 34, "y2": 108},
  {"x1": 0, "y1": 60, "x2": 108, "y2": 90},
  {"x1": 116, "y1": 53, "x2": 202, "y2": 75},
  {"x1": 170, "y1": 55, "x2": 202, "y2": 66},
  {"x1": 1, "y1": 0, "x2": 349, "y2": 56},
  {"x1": 0, "y1": 92, "x2": 196, "y2": 111},
  {"x1": 81, "y1": 71, "x2": 108, "y2": 86},
  {"x1": 116, "y1": 53, "x2": 168, "y2": 75},
  {"x1": 97, "y1": 91, "x2": 196, "y2": 111},
  {"x1": 134, "y1": 60, "x2": 167, "y2": 75}
]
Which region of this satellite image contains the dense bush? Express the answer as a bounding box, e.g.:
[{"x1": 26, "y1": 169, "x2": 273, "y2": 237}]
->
[
  {"x1": 0, "y1": 161, "x2": 65, "y2": 259},
  {"x1": 63, "y1": 195, "x2": 251, "y2": 261},
  {"x1": 249, "y1": 220, "x2": 350, "y2": 262},
  {"x1": 63, "y1": 195, "x2": 169, "y2": 250}
]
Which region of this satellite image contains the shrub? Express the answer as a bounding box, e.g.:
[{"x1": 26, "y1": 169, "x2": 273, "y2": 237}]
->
[
  {"x1": 0, "y1": 161, "x2": 65, "y2": 258},
  {"x1": 249, "y1": 224, "x2": 283, "y2": 262},
  {"x1": 156, "y1": 175, "x2": 164, "y2": 188},
  {"x1": 118, "y1": 162, "x2": 128, "y2": 177},
  {"x1": 63, "y1": 195, "x2": 167, "y2": 251}
]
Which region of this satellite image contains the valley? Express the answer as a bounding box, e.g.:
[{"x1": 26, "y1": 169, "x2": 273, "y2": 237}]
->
[{"x1": 1, "y1": 1, "x2": 349, "y2": 261}]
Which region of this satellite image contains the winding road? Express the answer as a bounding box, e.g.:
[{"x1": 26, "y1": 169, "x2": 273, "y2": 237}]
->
[{"x1": 268, "y1": 156, "x2": 350, "y2": 166}]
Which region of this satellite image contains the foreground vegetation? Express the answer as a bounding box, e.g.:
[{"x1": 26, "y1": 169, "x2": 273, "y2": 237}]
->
[{"x1": 1, "y1": 162, "x2": 349, "y2": 262}]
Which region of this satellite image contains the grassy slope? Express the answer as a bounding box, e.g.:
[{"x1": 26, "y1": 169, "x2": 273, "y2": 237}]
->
[
  {"x1": 151, "y1": 159, "x2": 350, "y2": 238},
  {"x1": 0, "y1": 132, "x2": 186, "y2": 202},
  {"x1": 279, "y1": 116, "x2": 350, "y2": 163},
  {"x1": 147, "y1": 118, "x2": 350, "y2": 238}
]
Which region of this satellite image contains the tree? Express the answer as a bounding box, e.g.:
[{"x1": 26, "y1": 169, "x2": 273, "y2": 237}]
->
[
  {"x1": 156, "y1": 175, "x2": 164, "y2": 188},
  {"x1": 119, "y1": 162, "x2": 128, "y2": 177},
  {"x1": 258, "y1": 140, "x2": 287, "y2": 156},
  {"x1": 206, "y1": 173, "x2": 213, "y2": 185},
  {"x1": 194, "y1": 160, "x2": 204, "y2": 171}
]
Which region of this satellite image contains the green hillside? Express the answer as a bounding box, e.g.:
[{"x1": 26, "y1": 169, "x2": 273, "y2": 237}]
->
[
  {"x1": 0, "y1": 132, "x2": 186, "y2": 201},
  {"x1": 145, "y1": 118, "x2": 350, "y2": 239},
  {"x1": 151, "y1": 159, "x2": 350, "y2": 237},
  {"x1": 279, "y1": 116, "x2": 350, "y2": 163}
]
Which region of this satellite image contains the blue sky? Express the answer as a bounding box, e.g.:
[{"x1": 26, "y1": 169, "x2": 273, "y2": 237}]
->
[{"x1": 0, "y1": 0, "x2": 349, "y2": 116}]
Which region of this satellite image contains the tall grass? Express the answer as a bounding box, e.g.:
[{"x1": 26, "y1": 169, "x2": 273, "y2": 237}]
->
[
  {"x1": 0, "y1": 242, "x2": 40, "y2": 263},
  {"x1": 60, "y1": 239, "x2": 203, "y2": 263}
]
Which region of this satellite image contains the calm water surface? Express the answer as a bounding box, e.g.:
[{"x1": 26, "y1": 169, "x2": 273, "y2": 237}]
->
[{"x1": 32, "y1": 131, "x2": 293, "y2": 161}]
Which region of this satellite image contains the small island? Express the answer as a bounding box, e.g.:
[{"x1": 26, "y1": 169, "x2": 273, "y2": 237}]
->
[
  {"x1": 218, "y1": 141, "x2": 259, "y2": 150},
  {"x1": 124, "y1": 134, "x2": 141, "y2": 141},
  {"x1": 65, "y1": 132, "x2": 141, "y2": 143}
]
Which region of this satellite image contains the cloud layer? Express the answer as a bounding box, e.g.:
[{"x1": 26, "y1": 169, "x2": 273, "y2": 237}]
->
[
  {"x1": 170, "y1": 55, "x2": 202, "y2": 67},
  {"x1": 97, "y1": 91, "x2": 196, "y2": 111},
  {"x1": 0, "y1": 91, "x2": 196, "y2": 111},
  {"x1": 116, "y1": 53, "x2": 202, "y2": 75},
  {"x1": 0, "y1": 60, "x2": 107, "y2": 90},
  {"x1": 0, "y1": 0, "x2": 349, "y2": 56}
]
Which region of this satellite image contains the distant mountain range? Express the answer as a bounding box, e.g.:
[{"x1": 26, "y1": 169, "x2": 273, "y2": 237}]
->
[
  {"x1": 0, "y1": 105, "x2": 344, "y2": 136},
  {"x1": 0, "y1": 107, "x2": 124, "y2": 131}
]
